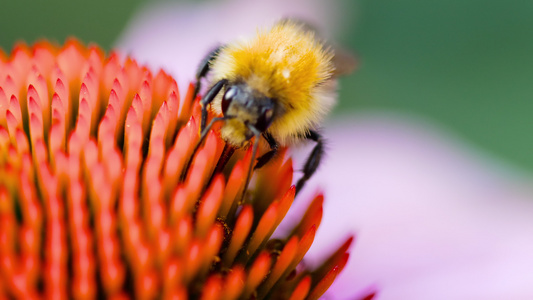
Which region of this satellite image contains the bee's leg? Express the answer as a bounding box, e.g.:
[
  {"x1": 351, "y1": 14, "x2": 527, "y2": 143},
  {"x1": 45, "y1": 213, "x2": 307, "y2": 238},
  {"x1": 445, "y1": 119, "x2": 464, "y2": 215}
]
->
[
  {"x1": 180, "y1": 115, "x2": 233, "y2": 182},
  {"x1": 193, "y1": 45, "x2": 224, "y2": 100},
  {"x1": 295, "y1": 130, "x2": 324, "y2": 195},
  {"x1": 241, "y1": 125, "x2": 262, "y2": 202},
  {"x1": 200, "y1": 79, "x2": 227, "y2": 132},
  {"x1": 213, "y1": 143, "x2": 236, "y2": 175},
  {"x1": 254, "y1": 133, "x2": 279, "y2": 169}
]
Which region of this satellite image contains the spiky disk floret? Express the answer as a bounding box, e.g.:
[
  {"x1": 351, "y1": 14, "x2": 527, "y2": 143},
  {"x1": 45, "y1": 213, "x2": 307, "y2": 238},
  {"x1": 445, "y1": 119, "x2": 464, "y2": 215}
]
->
[
  {"x1": 0, "y1": 39, "x2": 357, "y2": 300},
  {"x1": 211, "y1": 20, "x2": 337, "y2": 146}
]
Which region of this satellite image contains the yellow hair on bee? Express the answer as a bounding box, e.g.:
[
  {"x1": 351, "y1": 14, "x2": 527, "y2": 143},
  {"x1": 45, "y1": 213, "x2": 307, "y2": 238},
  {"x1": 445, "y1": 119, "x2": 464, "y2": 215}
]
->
[{"x1": 211, "y1": 20, "x2": 336, "y2": 146}]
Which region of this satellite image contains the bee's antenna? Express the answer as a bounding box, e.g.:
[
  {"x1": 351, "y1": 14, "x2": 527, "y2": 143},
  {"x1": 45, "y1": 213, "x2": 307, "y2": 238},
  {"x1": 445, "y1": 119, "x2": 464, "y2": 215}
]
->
[
  {"x1": 240, "y1": 125, "x2": 261, "y2": 203},
  {"x1": 180, "y1": 116, "x2": 234, "y2": 182}
]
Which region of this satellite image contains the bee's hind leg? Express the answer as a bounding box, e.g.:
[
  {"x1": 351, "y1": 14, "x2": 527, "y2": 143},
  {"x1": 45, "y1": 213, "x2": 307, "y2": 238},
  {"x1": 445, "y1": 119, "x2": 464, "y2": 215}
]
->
[
  {"x1": 295, "y1": 130, "x2": 324, "y2": 195},
  {"x1": 254, "y1": 133, "x2": 279, "y2": 170}
]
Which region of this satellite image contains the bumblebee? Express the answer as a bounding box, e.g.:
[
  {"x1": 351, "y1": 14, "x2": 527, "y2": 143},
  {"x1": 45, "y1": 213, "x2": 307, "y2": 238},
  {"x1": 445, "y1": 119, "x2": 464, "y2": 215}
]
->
[{"x1": 193, "y1": 19, "x2": 354, "y2": 195}]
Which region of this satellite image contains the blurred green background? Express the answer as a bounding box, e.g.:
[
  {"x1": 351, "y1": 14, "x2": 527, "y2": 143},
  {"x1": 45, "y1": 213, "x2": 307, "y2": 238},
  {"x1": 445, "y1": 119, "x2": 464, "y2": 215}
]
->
[{"x1": 1, "y1": 0, "x2": 532, "y2": 170}]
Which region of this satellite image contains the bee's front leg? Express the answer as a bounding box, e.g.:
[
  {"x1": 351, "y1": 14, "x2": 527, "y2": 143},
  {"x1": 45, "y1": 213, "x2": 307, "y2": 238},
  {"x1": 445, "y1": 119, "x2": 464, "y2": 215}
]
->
[
  {"x1": 200, "y1": 79, "x2": 227, "y2": 132},
  {"x1": 254, "y1": 132, "x2": 279, "y2": 170},
  {"x1": 193, "y1": 45, "x2": 224, "y2": 100}
]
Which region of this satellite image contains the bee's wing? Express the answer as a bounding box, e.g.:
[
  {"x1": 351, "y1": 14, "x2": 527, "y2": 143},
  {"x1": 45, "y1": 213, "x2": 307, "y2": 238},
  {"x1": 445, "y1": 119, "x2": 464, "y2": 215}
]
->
[
  {"x1": 331, "y1": 45, "x2": 357, "y2": 77},
  {"x1": 276, "y1": 17, "x2": 357, "y2": 77}
]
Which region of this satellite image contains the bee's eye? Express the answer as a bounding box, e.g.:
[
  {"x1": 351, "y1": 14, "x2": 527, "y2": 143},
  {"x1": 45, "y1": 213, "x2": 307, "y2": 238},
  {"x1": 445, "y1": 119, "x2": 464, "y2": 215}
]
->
[
  {"x1": 255, "y1": 107, "x2": 274, "y2": 132},
  {"x1": 222, "y1": 86, "x2": 237, "y2": 115}
]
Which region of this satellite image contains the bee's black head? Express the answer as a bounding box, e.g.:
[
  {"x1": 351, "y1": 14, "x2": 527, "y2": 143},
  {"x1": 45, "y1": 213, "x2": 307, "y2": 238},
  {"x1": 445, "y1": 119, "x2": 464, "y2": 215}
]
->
[{"x1": 222, "y1": 83, "x2": 275, "y2": 135}]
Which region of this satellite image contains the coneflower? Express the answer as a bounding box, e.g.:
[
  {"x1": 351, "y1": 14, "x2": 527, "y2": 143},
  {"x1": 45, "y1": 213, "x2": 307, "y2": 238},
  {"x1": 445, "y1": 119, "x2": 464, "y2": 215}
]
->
[{"x1": 0, "y1": 40, "x2": 358, "y2": 299}]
